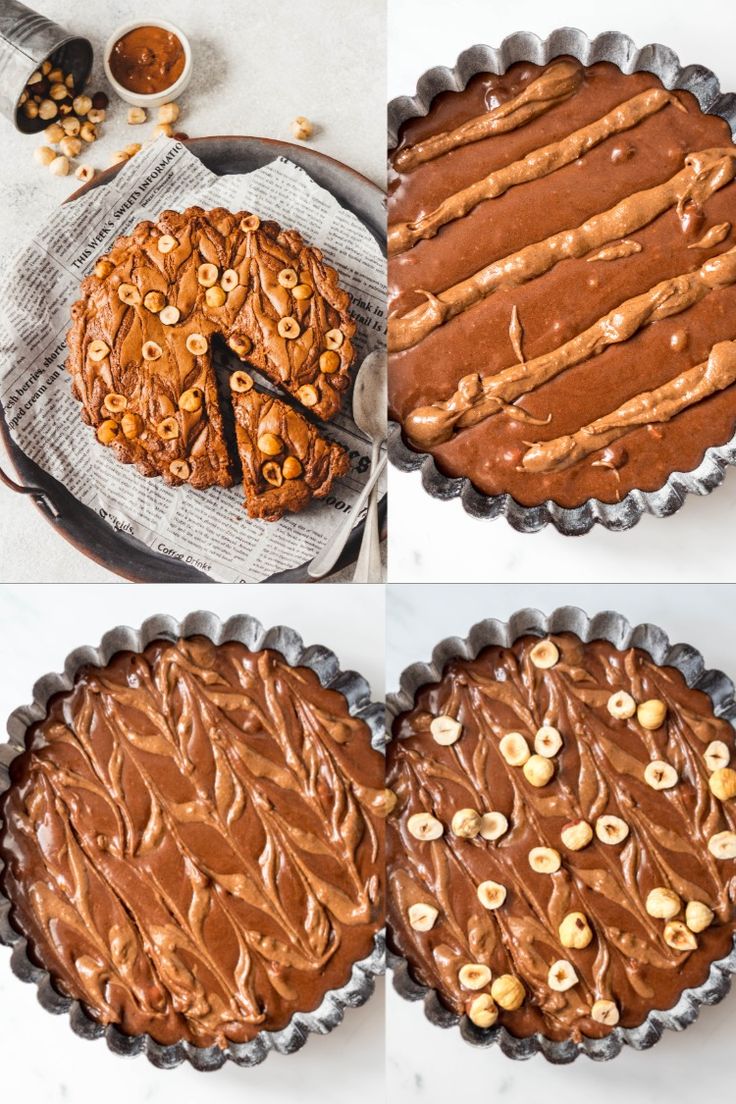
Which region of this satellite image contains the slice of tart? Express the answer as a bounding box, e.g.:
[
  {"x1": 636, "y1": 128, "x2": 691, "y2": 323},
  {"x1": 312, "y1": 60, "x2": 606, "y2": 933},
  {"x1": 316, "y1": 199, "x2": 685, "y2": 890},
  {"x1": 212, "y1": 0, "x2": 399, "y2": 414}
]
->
[{"x1": 230, "y1": 370, "x2": 350, "y2": 521}]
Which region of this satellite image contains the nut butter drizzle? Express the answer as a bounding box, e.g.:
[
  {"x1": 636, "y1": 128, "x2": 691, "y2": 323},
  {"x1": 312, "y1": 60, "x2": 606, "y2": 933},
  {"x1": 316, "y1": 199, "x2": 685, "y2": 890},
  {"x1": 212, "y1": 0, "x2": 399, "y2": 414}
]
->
[
  {"x1": 0, "y1": 638, "x2": 384, "y2": 1048},
  {"x1": 387, "y1": 634, "x2": 736, "y2": 1041}
]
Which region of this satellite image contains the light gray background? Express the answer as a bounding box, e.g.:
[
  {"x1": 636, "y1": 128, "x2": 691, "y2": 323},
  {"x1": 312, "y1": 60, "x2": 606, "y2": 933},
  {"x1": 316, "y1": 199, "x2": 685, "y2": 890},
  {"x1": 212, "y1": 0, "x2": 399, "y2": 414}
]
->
[
  {"x1": 387, "y1": 0, "x2": 736, "y2": 583},
  {"x1": 0, "y1": 0, "x2": 385, "y2": 583},
  {"x1": 0, "y1": 582, "x2": 385, "y2": 1102},
  {"x1": 387, "y1": 582, "x2": 736, "y2": 1103}
]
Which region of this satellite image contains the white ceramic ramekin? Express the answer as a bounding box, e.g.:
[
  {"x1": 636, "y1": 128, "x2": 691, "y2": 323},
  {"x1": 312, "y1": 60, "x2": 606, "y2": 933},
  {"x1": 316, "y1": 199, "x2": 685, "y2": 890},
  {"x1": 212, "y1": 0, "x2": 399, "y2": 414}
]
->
[{"x1": 103, "y1": 19, "x2": 192, "y2": 108}]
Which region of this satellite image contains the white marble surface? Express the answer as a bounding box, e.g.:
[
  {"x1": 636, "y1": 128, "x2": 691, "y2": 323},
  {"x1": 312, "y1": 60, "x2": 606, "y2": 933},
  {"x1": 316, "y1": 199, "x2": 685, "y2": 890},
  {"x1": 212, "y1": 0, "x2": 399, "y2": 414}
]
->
[
  {"x1": 0, "y1": 583, "x2": 384, "y2": 1101},
  {"x1": 0, "y1": 0, "x2": 385, "y2": 583},
  {"x1": 386, "y1": 582, "x2": 736, "y2": 1102},
  {"x1": 387, "y1": 0, "x2": 736, "y2": 584}
]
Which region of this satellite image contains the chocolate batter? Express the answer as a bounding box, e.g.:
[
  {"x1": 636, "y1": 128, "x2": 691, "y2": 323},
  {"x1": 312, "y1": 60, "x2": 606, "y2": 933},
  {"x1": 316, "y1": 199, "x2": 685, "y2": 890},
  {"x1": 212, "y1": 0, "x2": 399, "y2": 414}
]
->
[
  {"x1": 109, "y1": 26, "x2": 186, "y2": 96},
  {"x1": 0, "y1": 637, "x2": 385, "y2": 1048},
  {"x1": 387, "y1": 633, "x2": 736, "y2": 1041},
  {"x1": 388, "y1": 59, "x2": 736, "y2": 507}
]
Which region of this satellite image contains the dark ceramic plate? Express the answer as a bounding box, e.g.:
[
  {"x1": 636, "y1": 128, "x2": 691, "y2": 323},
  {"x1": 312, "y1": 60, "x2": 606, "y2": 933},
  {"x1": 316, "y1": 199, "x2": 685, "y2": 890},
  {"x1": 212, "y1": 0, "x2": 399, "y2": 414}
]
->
[{"x1": 0, "y1": 137, "x2": 386, "y2": 582}]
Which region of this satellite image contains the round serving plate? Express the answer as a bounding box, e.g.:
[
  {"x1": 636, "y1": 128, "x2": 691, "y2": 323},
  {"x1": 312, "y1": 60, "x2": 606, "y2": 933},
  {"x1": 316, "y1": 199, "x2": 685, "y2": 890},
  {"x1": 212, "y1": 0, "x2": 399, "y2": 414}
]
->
[{"x1": 0, "y1": 136, "x2": 386, "y2": 582}]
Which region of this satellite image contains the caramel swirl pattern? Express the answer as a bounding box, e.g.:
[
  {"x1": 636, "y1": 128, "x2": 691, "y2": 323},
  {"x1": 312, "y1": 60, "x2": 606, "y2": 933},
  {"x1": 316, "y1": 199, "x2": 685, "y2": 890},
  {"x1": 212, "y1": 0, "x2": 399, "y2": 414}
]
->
[
  {"x1": 0, "y1": 637, "x2": 384, "y2": 1048},
  {"x1": 387, "y1": 633, "x2": 736, "y2": 1042},
  {"x1": 66, "y1": 206, "x2": 355, "y2": 495}
]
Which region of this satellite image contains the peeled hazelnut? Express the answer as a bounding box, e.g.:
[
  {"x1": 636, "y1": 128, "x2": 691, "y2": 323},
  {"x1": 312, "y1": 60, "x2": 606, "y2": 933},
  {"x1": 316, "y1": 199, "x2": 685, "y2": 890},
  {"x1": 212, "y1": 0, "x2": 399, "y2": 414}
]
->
[
  {"x1": 292, "y1": 283, "x2": 313, "y2": 300},
  {"x1": 48, "y1": 67, "x2": 64, "y2": 83},
  {"x1": 38, "y1": 99, "x2": 58, "y2": 120},
  {"x1": 258, "y1": 432, "x2": 284, "y2": 456},
  {"x1": 96, "y1": 419, "x2": 119, "y2": 445},
  {"x1": 23, "y1": 99, "x2": 39, "y2": 119},
  {"x1": 408, "y1": 902, "x2": 438, "y2": 932},
  {"x1": 169, "y1": 459, "x2": 190, "y2": 480},
  {"x1": 278, "y1": 316, "x2": 300, "y2": 339},
  {"x1": 230, "y1": 370, "x2": 254, "y2": 393},
  {"x1": 467, "y1": 993, "x2": 498, "y2": 1028},
  {"x1": 87, "y1": 108, "x2": 105, "y2": 124},
  {"x1": 109, "y1": 151, "x2": 129, "y2": 167},
  {"x1": 547, "y1": 960, "x2": 578, "y2": 992},
  {"x1": 278, "y1": 267, "x2": 298, "y2": 288},
  {"x1": 27, "y1": 70, "x2": 42, "y2": 85},
  {"x1": 529, "y1": 640, "x2": 559, "y2": 669},
  {"x1": 534, "y1": 725, "x2": 562, "y2": 757},
  {"x1": 118, "y1": 283, "x2": 141, "y2": 306},
  {"x1": 159, "y1": 305, "x2": 181, "y2": 326},
  {"x1": 708, "y1": 830, "x2": 736, "y2": 859},
  {"x1": 663, "y1": 920, "x2": 697, "y2": 952},
  {"x1": 595, "y1": 815, "x2": 629, "y2": 845},
  {"x1": 157, "y1": 417, "x2": 179, "y2": 441},
  {"x1": 186, "y1": 333, "x2": 208, "y2": 355},
  {"x1": 637, "y1": 699, "x2": 667, "y2": 730},
  {"x1": 44, "y1": 122, "x2": 64, "y2": 143},
  {"x1": 499, "y1": 732, "x2": 530, "y2": 766},
  {"x1": 559, "y1": 911, "x2": 593, "y2": 949},
  {"x1": 491, "y1": 974, "x2": 525, "y2": 1011},
  {"x1": 127, "y1": 106, "x2": 147, "y2": 124},
  {"x1": 80, "y1": 122, "x2": 96, "y2": 143},
  {"x1": 528, "y1": 846, "x2": 561, "y2": 874},
  {"x1": 709, "y1": 766, "x2": 736, "y2": 801},
  {"x1": 229, "y1": 335, "x2": 252, "y2": 358},
  {"x1": 430, "y1": 715, "x2": 462, "y2": 745},
  {"x1": 142, "y1": 341, "x2": 163, "y2": 361},
  {"x1": 319, "y1": 350, "x2": 341, "y2": 375},
  {"x1": 407, "y1": 812, "x2": 443, "y2": 841},
  {"x1": 241, "y1": 214, "x2": 261, "y2": 231},
  {"x1": 607, "y1": 690, "x2": 636, "y2": 719},
  {"x1": 591, "y1": 999, "x2": 619, "y2": 1025},
  {"x1": 49, "y1": 81, "x2": 67, "y2": 100},
  {"x1": 103, "y1": 392, "x2": 127, "y2": 414},
  {"x1": 87, "y1": 339, "x2": 109, "y2": 362},
  {"x1": 59, "y1": 136, "x2": 81, "y2": 158},
  {"x1": 451, "y1": 808, "x2": 481, "y2": 839},
  {"x1": 282, "y1": 456, "x2": 303, "y2": 479},
  {"x1": 205, "y1": 285, "x2": 227, "y2": 308},
  {"x1": 523, "y1": 754, "x2": 555, "y2": 788},
  {"x1": 124, "y1": 143, "x2": 142, "y2": 158},
  {"x1": 292, "y1": 115, "x2": 313, "y2": 141},
  {"x1": 459, "y1": 963, "x2": 492, "y2": 991},
  {"x1": 121, "y1": 412, "x2": 142, "y2": 439},
  {"x1": 262, "y1": 460, "x2": 283, "y2": 487},
  {"x1": 157, "y1": 234, "x2": 177, "y2": 254},
  {"x1": 685, "y1": 900, "x2": 714, "y2": 933},
  {"x1": 296, "y1": 384, "x2": 318, "y2": 407},
  {"x1": 144, "y1": 290, "x2": 166, "y2": 313},
  {"x1": 61, "y1": 115, "x2": 80, "y2": 136},
  {"x1": 221, "y1": 268, "x2": 239, "y2": 292},
  {"x1": 477, "y1": 880, "x2": 507, "y2": 910},
  {"x1": 179, "y1": 388, "x2": 203, "y2": 413},
  {"x1": 644, "y1": 760, "x2": 678, "y2": 790},
  {"x1": 479, "y1": 811, "x2": 508, "y2": 841},
  {"x1": 380, "y1": 789, "x2": 398, "y2": 817},
  {"x1": 49, "y1": 154, "x2": 69, "y2": 176},
  {"x1": 704, "y1": 740, "x2": 731, "y2": 772},
  {"x1": 75, "y1": 164, "x2": 94, "y2": 183},
  {"x1": 197, "y1": 262, "x2": 219, "y2": 287},
  {"x1": 73, "y1": 94, "x2": 92, "y2": 116},
  {"x1": 33, "y1": 146, "x2": 56, "y2": 167},
  {"x1": 94, "y1": 260, "x2": 113, "y2": 279},
  {"x1": 158, "y1": 101, "x2": 180, "y2": 124},
  {"x1": 560, "y1": 819, "x2": 593, "y2": 851},
  {"x1": 152, "y1": 122, "x2": 173, "y2": 138},
  {"x1": 325, "y1": 328, "x2": 344, "y2": 350}
]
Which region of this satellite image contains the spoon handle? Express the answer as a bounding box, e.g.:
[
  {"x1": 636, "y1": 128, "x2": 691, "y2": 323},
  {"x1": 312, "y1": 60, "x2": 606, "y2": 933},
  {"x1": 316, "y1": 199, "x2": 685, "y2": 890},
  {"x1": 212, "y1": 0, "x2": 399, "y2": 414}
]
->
[
  {"x1": 308, "y1": 454, "x2": 387, "y2": 579},
  {"x1": 352, "y1": 440, "x2": 382, "y2": 582}
]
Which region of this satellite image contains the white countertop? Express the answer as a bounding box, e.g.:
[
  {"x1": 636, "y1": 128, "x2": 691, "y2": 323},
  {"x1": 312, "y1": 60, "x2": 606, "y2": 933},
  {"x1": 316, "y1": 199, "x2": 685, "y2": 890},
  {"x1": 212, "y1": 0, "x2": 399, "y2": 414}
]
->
[
  {"x1": 0, "y1": 582, "x2": 385, "y2": 1102},
  {"x1": 387, "y1": 581, "x2": 736, "y2": 1102},
  {"x1": 0, "y1": 0, "x2": 385, "y2": 583},
  {"x1": 387, "y1": 0, "x2": 736, "y2": 584}
]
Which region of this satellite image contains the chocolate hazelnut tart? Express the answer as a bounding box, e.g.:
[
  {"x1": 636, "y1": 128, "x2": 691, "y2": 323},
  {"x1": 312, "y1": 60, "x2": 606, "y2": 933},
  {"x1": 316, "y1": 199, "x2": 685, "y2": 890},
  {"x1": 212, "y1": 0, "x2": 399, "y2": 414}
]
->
[
  {"x1": 66, "y1": 207, "x2": 356, "y2": 520},
  {"x1": 387, "y1": 632, "x2": 736, "y2": 1042},
  {"x1": 389, "y1": 57, "x2": 736, "y2": 508},
  {"x1": 0, "y1": 636, "x2": 385, "y2": 1048}
]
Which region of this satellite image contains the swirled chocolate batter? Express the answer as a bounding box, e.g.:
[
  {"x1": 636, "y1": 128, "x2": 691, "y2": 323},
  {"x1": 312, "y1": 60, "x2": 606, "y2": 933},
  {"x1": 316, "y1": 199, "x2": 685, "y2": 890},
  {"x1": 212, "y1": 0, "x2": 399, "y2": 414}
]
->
[
  {"x1": 109, "y1": 26, "x2": 186, "y2": 96},
  {"x1": 0, "y1": 637, "x2": 384, "y2": 1047},
  {"x1": 388, "y1": 58, "x2": 736, "y2": 506},
  {"x1": 387, "y1": 633, "x2": 736, "y2": 1041}
]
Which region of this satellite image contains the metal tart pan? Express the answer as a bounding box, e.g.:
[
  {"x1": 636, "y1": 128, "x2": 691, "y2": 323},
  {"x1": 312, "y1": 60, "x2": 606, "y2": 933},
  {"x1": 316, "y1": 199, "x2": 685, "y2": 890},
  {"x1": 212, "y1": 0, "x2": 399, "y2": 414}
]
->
[
  {"x1": 0, "y1": 610, "x2": 386, "y2": 1070},
  {"x1": 388, "y1": 28, "x2": 736, "y2": 534},
  {"x1": 386, "y1": 604, "x2": 736, "y2": 1061}
]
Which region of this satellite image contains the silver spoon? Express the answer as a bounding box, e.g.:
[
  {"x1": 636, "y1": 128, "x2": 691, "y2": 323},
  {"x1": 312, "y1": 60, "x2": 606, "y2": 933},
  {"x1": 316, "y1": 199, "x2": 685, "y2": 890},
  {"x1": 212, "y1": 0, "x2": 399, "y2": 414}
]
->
[{"x1": 308, "y1": 350, "x2": 387, "y2": 580}]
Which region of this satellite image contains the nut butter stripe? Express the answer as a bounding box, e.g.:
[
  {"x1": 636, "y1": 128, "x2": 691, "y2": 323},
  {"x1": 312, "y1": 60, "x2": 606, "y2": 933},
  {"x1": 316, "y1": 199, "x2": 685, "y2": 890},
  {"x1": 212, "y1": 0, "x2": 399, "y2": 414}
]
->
[
  {"x1": 388, "y1": 148, "x2": 736, "y2": 353},
  {"x1": 393, "y1": 59, "x2": 583, "y2": 173},
  {"x1": 403, "y1": 246, "x2": 736, "y2": 448},
  {"x1": 521, "y1": 338, "x2": 736, "y2": 472},
  {"x1": 389, "y1": 87, "x2": 683, "y2": 255}
]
